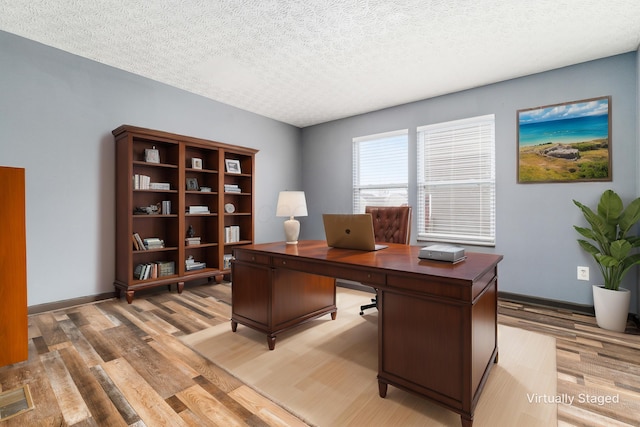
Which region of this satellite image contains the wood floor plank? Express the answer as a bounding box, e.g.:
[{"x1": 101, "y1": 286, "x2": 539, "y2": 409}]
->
[
  {"x1": 58, "y1": 345, "x2": 128, "y2": 427},
  {"x1": 41, "y1": 350, "x2": 92, "y2": 425},
  {"x1": 57, "y1": 318, "x2": 104, "y2": 368},
  {"x1": 101, "y1": 325, "x2": 194, "y2": 399},
  {"x1": 103, "y1": 357, "x2": 188, "y2": 426},
  {"x1": 229, "y1": 384, "x2": 310, "y2": 427},
  {"x1": 32, "y1": 312, "x2": 70, "y2": 347},
  {"x1": 90, "y1": 364, "x2": 141, "y2": 425},
  {"x1": 0, "y1": 282, "x2": 637, "y2": 426},
  {"x1": 176, "y1": 384, "x2": 246, "y2": 427}
]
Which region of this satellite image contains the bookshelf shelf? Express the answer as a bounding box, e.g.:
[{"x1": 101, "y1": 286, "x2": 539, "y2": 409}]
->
[{"x1": 114, "y1": 125, "x2": 257, "y2": 303}]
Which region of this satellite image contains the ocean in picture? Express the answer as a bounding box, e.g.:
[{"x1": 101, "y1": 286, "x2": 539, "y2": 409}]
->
[
  {"x1": 518, "y1": 114, "x2": 609, "y2": 147},
  {"x1": 518, "y1": 97, "x2": 609, "y2": 147}
]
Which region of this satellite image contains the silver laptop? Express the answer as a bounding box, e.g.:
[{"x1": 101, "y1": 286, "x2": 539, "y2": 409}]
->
[{"x1": 322, "y1": 214, "x2": 388, "y2": 251}]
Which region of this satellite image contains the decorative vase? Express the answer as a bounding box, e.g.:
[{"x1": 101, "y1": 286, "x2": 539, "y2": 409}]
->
[{"x1": 592, "y1": 285, "x2": 631, "y2": 332}]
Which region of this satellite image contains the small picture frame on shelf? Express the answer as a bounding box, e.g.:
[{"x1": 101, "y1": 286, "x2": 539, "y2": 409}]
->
[
  {"x1": 192, "y1": 158, "x2": 203, "y2": 169},
  {"x1": 225, "y1": 159, "x2": 241, "y2": 174},
  {"x1": 145, "y1": 146, "x2": 160, "y2": 163},
  {"x1": 186, "y1": 178, "x2": 199, "y2": 191}
]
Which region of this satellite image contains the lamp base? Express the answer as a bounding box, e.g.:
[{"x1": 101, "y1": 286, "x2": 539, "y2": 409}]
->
[{"x1": 283, "y1": 218, "x2": 300, "y2": 245}]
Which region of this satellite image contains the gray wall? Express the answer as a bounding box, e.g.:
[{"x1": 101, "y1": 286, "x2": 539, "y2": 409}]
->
[
  {"x1": 2, "y1": 29, "x2": 639, "y2": 313},
  {"x1": 0, "y1": 31, "x2": 301, "y2": 306},
  {"x1": 301, "y1": 53, "x2": 639, "y2": 313}
]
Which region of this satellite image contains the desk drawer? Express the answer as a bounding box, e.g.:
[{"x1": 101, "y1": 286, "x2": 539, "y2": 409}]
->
[
  {"x1": 272, "y1": 256, "x2": 386, "y2": 285},
  {"x1": 234, "y1": 250, "x2": 270, "y2": 266}
]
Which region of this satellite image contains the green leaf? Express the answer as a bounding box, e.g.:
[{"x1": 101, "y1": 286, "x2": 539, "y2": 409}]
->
[
  {"x1": 577, "y1": 239, "x2": 600, "y2": 256},
  {"x1": 597, "y1": 190, "x2": 622, "y2": 225},
  {"x1": 595, "y1": 254, "x2": 621, "y2": 268},
  {"x1": 619, "y1": 197, "x2": 640, "y2": 236},
  {"x1": 609, "y1": 240, "x2": 632, "y2": 261}
]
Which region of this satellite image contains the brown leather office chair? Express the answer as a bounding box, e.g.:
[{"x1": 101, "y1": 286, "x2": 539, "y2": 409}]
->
[{"x1": 360, "y1": 205, "x2": 412, "y2": 315}]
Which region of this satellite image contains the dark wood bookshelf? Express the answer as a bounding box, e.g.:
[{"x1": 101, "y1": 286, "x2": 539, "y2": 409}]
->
[{"x1": 113, "y1": 125, "x2": 257, "y2": 303}]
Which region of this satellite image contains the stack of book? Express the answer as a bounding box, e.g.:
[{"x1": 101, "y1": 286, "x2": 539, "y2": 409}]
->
[
  {"x1": 143, "y1": 237, "x2": 164, "y2": 249},
  {"x1": 185, "y1": 256, "x2": 206, "y2": 271},
  {"x1": 161, "y1": 200, "x2": 171, "y2": 215},
  {"x1": 133, "y1": 174, "x2": 151, "y2": 189},
  {"x1": 185, "y1": 237, "x2": 201, "y2": 246},
  {"x1": 224, "y1": 184, "x2": 241, "y2": 193},
  {"x1": 225, "y1": 225, "x2": 241, "y2": 243},
  {"x1": 133, "y1": 260, "x2": 175, "y2": 280},
  {"x1": 150, "y1": 182, "x2": 171, "y2": 190},
  {"x1": 188, "y1": 205, "x2": 210, "y2": 214},
  {"x1": 156, "y1": 261, "x2": 175, "y2": 277}
]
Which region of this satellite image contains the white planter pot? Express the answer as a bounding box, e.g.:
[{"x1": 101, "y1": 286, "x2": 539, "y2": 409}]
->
[{"x1": 592, "y1": 285, "x2": 631, "y2": 332}]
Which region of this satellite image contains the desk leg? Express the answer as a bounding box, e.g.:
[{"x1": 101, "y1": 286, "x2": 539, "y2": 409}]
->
[
  {"x1": 231, "y1": 320, "x2": 238, "y2": 332},
  {"x1": 461, "y1": 414, "x2": 473, "y2": 427},
  {"x1": 378, "y1": 380, "x2": 387, "y2": 398},
  {"x1": 267, "y1": 334, "x2": 276, "y2": 351}
]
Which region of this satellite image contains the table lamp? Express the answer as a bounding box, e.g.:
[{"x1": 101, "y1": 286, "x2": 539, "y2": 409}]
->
[{"x1": 276, "y1": 191, "x2": 308, "y2": 244}]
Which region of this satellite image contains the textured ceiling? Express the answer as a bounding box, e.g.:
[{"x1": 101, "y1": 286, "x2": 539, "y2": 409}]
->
[{"x1": 1, "y1": 1, "x2": 640, "y2": 127}]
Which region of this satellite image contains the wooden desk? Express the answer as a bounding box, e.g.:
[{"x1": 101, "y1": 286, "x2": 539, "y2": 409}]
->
[{"x1": 231, "y1": 240, "x2": 503, "y2": 427}]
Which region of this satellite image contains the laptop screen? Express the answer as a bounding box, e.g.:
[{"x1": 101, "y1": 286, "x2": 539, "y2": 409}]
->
[{"x1": 322, "y1": 214, "x2": 388, "y2": 251}]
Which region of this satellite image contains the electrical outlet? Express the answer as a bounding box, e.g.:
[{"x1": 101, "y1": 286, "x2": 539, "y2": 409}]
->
[{"x1": 577, "y1": 266, "x2": 589, "y2": 281}]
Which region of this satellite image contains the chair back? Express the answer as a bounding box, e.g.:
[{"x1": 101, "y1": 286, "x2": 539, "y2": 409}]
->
[{"x1": 365, "y1": 206, "x2": 412, "y2": 245}]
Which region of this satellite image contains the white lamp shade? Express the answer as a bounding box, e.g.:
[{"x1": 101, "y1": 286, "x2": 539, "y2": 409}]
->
[{"x1": 276, "y1": 191, "x2": 308, "y2": 218}]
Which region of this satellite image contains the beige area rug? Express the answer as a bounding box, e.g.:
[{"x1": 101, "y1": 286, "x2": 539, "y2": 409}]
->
[{"x1": 182, "y1": 287, "x2": 557, "y2": 426}]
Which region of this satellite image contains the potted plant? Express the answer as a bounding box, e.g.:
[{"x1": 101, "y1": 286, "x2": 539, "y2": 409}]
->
[{"x1": 573, "y1": 189, "x2": 640, "y2": 332}]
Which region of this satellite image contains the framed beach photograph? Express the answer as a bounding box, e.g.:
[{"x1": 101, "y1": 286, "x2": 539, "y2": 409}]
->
[
  {"x1": 225, "y1": 159, "x2": 241, "y2": 174},
  {"x1": 517, "y1": 96, "x2": 611, "y2": 183}
]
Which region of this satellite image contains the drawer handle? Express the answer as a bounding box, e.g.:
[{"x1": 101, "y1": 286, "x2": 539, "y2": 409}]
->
[
  {"x1": 251, "y1": 256, "x2": 255, "y2": 261},
  {"x1": 367, "y1": 274, "x2": 371, "y2": 278},
  {"x1": 282, "y1": 260, "x2": 286, "y2": 265}
]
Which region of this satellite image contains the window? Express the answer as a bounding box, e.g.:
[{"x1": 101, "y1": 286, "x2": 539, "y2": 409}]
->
[
  {"x1": 417, "y1": 115, "x2": 496, "y2": 246},
  {"x1": 353, "y1": 130, "x2": 408, "y2": 213}
]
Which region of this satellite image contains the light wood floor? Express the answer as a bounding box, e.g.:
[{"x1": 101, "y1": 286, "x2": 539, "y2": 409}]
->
[{"x1": 1, "y1": 282, "x2": 638, "y2": 426}]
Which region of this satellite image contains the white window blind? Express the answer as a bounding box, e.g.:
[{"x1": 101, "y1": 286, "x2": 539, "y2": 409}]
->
[
  {"x1": 417, "y1": 115, "x2": 496, "y2": 246},
  {"x1": 353, "y1": 130, "x2": 408, "y2": 213}
]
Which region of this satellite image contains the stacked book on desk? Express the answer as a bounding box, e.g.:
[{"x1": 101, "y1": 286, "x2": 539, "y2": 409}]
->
[
  {"x1": 224, "y1": 184, "x2": 241, "y2": 193},
  {"x1": 187, "y1": 205, "x2": 210, "y2": 214}
]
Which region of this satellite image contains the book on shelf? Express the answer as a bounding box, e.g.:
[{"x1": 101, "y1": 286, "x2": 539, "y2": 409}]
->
[
  {"x1": 149, "y1": 182, "x2": 171, "y2": 190},
  {"x1": 133, "y1": 174, "x2": 151, "y2": 190},
  {"x1": 157, "y1": 261, "x2": 175, "y2": 277},
  {"x1": 185, "y1": 255, "x2": 206, "y2": 271},
  {"x1": 225, "y1": 225, "x2": 241, "y2": 243},
  {"x1": 143, "y1": 237, "x2": 165, "y2": 249},
  {"x1": 188, "y1": 205, "x2": 210, "y2": 214},
  {"x1": 134, "y1": 261, "x2": 175, "y2": 280},
  {"x1": 161, "y1": 200, "x2": 171, "y2": 215},
  {"x1": 224, "y1": 184, "x2": 241, "y2": 193},
  {"x1": 185, "y1": 237, "x2": 201, "y2": 246},
  {"x1": 132, "y1": 233, "x2": 146, "y2": 250}
]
